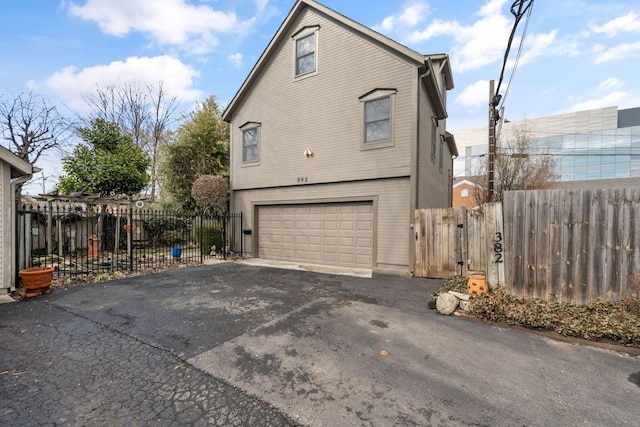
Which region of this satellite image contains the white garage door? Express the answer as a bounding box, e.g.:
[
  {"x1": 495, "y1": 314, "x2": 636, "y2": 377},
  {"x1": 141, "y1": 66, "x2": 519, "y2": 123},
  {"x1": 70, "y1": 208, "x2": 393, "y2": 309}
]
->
[{"x1": 258, "y1": 202, "x2": 373, "y2": 268}]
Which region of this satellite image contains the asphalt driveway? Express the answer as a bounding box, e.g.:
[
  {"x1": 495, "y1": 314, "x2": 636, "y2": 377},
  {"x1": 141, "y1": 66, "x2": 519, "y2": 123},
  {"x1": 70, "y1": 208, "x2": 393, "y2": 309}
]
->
[{"x1": 1, "y1": 262, "x2": 639, "y2": 426}]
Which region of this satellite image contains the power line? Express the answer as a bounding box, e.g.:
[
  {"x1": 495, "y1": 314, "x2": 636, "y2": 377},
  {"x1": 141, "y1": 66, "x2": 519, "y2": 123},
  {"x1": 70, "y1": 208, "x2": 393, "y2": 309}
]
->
[
  {"x1": 499, "y1": 1, "x2": 535, "y2": 110},
  {"x1": 495, "y1": 0, "x2": 535, "y2": 100}
]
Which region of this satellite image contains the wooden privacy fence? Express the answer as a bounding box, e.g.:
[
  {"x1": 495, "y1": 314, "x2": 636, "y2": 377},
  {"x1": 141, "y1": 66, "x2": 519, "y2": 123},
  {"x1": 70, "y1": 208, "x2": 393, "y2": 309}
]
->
[
  {"x1": 503, "y1": 188, "x2": 640, "y2": 304},
  {"x1": 415, "y1": 187, "x2": 640, "y2": 304},
  {"x1": 414, "y1": 203, "x2": 504, "y2": 287}
]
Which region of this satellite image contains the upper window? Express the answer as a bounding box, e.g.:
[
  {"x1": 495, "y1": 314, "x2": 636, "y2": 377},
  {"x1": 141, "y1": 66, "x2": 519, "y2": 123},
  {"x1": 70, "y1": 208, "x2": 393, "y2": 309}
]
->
[
  {"x1": 431, "y1": 117, "x2": 438, "y2": 162},
  {"x1": 439, "y1": 134, "x2": 445, "y2": 172},
  {"x1": 461, "y1": 188, "x2": 469, "y2": 198},
  {"x1": 365, "y1": 97, "x2": 390, "y2": 143},
  {"x1": 240, "y1": 122, "x2": 260, "y2": 164},
  {"x1": 359, "y1": 89, "x2": 396, "y2": 149},
  {"x1": 293, "y1": 26, "x2": 319, "y2": 78}
]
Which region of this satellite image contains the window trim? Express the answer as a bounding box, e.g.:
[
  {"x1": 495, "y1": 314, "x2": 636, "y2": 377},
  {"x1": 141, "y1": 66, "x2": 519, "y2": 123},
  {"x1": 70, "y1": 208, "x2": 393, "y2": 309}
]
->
[
  {"x1": 431, "y1": 116, "x2": 438, "y2": 163},
  {"x1": 292, "y1": 26, "x2": 320, "y2": 80},
  {"x1": 359, "y1": 88, "x2": 397, "y2": 150},
  {"x1": 439, "y1": 134, "x2": 445, "y2": 172},
  {"x1": 240, "y1": 122, "x2": 261, "y2": 165}
]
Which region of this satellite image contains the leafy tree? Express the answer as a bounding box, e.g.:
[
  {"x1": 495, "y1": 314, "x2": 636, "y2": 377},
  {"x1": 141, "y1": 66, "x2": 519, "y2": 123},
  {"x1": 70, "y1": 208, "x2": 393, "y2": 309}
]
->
[
  {"x1": 57, "y1": 119, "x2": 150, "y2": 196},
  {"x1": 160, "y1": 96, "x2": 229, "y2": 209},
  {"x1": 0, "y1": 91, "x2": 75, "y2": 194}
]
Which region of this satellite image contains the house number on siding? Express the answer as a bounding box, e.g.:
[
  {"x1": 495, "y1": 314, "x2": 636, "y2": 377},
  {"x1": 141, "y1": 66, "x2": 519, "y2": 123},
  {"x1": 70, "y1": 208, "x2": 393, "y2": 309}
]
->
[
  {"x1": 494, "y1": 232, "x2": 504, "y2": 263},
  {"x1": 297, "y1": 177, "x2": 308, "y2": 183}
]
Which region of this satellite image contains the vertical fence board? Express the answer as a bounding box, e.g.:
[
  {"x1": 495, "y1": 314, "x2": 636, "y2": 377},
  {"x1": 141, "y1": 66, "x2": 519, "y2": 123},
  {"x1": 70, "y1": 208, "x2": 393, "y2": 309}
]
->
[
  {"x1": 483, "y1": 202, "x2": 504, "y2": 288},
  {"x1": 630, "y1": 189, "x2": 640, "y2": 292},
  {"x1": 570, "y1": 189, "x2": 586, "y2": 304},
  {"x1": 548, "y1": 190, "x2": 563, "y2": 302},
  {"x1": 605, "y1": 189, "x2": 619, "y2": 300},
  {"x1": 523, "y1": 191, "x2": 537, "y2": 298},
  {"x1": 503, "y1": 192, "x2": 515, "y2": 294},
  {"x1": 588, "y1": 189, "x2": 607, "y2": 302},
  {"x1": 513, "y1": 191, "x2": 527, "y2": 297},
  {"x1": 535, "y1": 190, "x2": 551, "y2": 299}
]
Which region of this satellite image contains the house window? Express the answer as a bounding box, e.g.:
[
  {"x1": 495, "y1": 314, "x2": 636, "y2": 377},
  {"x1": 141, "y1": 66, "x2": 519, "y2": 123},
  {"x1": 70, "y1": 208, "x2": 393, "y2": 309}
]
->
[
  {"x1": 359, "y1": 88, "x2": 396, "y2": 149},
  {"x1": 439, "y1": 134, "x2": 445, "y2": 172},
  {"x1": 240, "y1": 122, "x2": 260, "y2": 163},
  {"x1": 431, "y1": 116, "x2": 438, "y2": 162},
  {"x1": 295, "y1": 32, "x2": 316, "y2": 76},
  {"x1": 365, "y1": 97, "x2": 390, "y2": 143},
  {"x1": 461, "y1": 188, "x2": 469, "y2": 198}
]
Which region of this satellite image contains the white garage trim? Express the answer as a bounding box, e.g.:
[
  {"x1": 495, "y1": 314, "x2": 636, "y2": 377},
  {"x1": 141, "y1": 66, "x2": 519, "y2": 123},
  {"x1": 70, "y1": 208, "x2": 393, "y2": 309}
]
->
[{"x1": 257, "y1": 201, "x2": 374, "y2": 268}]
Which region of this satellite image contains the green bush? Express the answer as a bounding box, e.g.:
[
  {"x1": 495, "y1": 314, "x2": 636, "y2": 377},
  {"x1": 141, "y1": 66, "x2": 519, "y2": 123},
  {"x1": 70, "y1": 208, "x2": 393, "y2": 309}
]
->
[
  {"x1": 466, "y1": 286, "x2": 640, "y2": 346},
  {"x1": 196, "y1": 225, "x2": 223, "y2": 255}
]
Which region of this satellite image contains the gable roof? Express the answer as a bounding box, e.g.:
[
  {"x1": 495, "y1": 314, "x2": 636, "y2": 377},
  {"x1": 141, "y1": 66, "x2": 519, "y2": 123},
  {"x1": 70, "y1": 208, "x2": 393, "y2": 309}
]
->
[
  {"x1": 0, "y1": 145, "x2": 32, "y2": 178},
  {"x1": 222, "y1": 0, "x2": 446, "y2": 122}
]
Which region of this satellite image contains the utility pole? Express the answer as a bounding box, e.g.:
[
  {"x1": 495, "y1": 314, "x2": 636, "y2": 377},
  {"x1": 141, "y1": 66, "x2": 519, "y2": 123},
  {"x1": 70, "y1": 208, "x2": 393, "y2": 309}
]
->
[{"x1": 487, "y1": 80, "x2": 500, "y2": 201}]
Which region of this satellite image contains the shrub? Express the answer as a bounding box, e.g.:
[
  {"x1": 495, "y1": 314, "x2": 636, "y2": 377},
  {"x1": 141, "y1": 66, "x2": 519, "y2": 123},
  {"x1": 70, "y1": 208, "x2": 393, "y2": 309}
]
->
[
  {"x1": 465, "y1": 286, "x2": 640, "y2": 346},
  {"x1": 196, "y1": 225, "x2": 223, "y2": 255}
]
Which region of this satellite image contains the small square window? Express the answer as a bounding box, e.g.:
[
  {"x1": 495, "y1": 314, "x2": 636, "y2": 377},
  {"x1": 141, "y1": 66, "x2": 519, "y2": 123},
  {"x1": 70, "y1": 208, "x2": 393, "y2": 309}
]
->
[
  {"x1": 242, "y1": 127, "x2": 258, "y2": 163},
  {"x1": 296, "y1": 33, "x2": 315, "y2": 76}
]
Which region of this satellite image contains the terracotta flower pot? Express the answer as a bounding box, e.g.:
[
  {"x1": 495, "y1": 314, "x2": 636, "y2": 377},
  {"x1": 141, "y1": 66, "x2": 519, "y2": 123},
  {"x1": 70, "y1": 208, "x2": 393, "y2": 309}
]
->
[{"x1": 19, "y1": 266, "x2": 54, "y2": 297}]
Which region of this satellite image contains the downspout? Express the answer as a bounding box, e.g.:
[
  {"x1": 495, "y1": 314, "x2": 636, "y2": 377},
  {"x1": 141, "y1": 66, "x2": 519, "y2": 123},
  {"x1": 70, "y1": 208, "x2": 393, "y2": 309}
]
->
[{"x1": 409, "y1": 66, "x2": 425, "y2": 274}]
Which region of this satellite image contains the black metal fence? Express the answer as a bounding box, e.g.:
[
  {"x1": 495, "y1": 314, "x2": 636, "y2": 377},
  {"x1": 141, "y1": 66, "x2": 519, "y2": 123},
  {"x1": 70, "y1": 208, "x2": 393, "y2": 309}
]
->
[{"x1": 16, "y1": 203, "x2": 243, "y2": 281}]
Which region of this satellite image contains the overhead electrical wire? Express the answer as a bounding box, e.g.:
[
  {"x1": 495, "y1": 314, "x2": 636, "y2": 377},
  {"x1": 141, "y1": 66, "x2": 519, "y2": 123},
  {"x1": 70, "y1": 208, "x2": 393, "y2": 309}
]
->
[
  {"x1": 499, "y1": 2, "x2": 534, "y2": 110},
  {"x1": 493, "y1": 0, "x2": 535, "y2": 112}
]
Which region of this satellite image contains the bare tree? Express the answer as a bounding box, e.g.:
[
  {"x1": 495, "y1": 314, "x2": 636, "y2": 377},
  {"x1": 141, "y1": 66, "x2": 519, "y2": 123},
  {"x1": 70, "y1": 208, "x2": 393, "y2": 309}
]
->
[
  {"x1": 148, "y1": 83, "x2": 179, "y2": 201},
  {"x1": 83, "y1": 81, "x2": 180, "y2": 201},
  {"x1": 0, "y1": 91, "x2": 75, "y2": 194},
  {"x1": 474, "y1": 124, "x2": 556, "y2": 203}
]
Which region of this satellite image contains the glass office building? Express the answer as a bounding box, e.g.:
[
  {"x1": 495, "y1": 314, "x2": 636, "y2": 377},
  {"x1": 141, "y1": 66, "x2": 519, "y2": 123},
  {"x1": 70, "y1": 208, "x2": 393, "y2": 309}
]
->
[{"x1": 461, "y1": 106, "x2": 640, "y2": 182}]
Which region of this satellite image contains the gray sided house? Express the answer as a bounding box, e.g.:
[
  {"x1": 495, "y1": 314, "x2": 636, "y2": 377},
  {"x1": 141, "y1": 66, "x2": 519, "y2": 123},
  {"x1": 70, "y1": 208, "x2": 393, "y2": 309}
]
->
[
  {"x1": 223, "y1": 0, "x2": 457, "y2": 274},
  {"x1": 0, "y1": 146, "x2": 34, "y2": 293}
]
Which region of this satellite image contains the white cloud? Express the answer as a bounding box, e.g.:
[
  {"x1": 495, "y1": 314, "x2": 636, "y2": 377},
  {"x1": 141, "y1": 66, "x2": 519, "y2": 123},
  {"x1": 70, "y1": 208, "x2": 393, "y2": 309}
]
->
[
  {"x1": 455, "y1": 80, "x2": 490, "y2": 109},
  {"x1": 228, "y1": 53, "x2": 243, "y2": 68},
  {"x1": 567, "y1": 91, "x2": 630, "y2": 112},
  {"x1": 255, "y1": 0, "x2": 269, "y2": 12},
  {"x1": 590, "y1": 12, "x2": 640, "y2": 38},
  {"x1": 399, "y1": 3, "x2": 429, "y2": 27},
  {"x1": 598, "y1": 77, "x2": 623, "y2": 91},
  {"x1": 44, "y1": 56, "x2": 202, "y2": 112},
  {"x1": 512, "y1": 30, "x2": 558, "y2": 67},
  {"x1": 594, "y1": 41, "x2": 640, "y2": 64},
  {"x1": 408, "y1": 0, "x2": 512, "y2": 73},
  {"x1": 373, "y1": 2, "x2": 429, "y2": 33},
  {"x1": 67, "y1": 0, "x2": 255, "y2": 54}
]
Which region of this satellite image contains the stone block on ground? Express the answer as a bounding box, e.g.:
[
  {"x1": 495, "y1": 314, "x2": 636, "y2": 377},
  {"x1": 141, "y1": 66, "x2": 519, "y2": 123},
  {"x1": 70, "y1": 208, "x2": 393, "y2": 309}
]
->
[
  {"x1": 436, "y1": 293, "x2": 459, "y2": 315},
  {"x1": 459, "y1": 300, "x2": 471, "y2": 312},
  {"x1": 448, "y1": 291, "x2": 471, "y2": 301}
]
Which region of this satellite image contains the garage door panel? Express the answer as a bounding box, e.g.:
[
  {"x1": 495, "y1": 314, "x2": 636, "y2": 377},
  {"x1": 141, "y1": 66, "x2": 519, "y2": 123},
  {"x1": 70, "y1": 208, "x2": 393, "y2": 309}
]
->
[{"x1": 258, "y1": 202, "x2": 373, "y2": 268}]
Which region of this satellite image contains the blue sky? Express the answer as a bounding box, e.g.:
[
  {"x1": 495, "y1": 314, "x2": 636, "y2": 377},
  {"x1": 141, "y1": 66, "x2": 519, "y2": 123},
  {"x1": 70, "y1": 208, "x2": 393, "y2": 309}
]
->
[{"x1": 2, "y1": 0, "x2": 640, "y2": 193}]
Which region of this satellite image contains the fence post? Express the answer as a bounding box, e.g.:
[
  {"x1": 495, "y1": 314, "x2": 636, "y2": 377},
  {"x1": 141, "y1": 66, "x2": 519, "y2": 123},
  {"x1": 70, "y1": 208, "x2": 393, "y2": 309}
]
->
[
  {"x1": 129, "y1": 205, "x2": 134, "y2": 272},
  {"x1": 200, "y1": 211, "x2": 204, "y2": 264},
  {"x1": 223, "y1": 212, "x2": 228, "y2": 260},
  {"x1": 240, "y1": 212, "x2": 244, "y2": 257}
]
